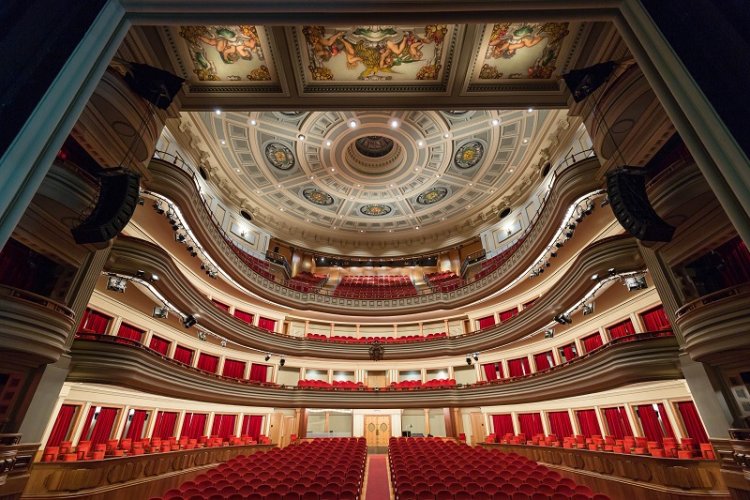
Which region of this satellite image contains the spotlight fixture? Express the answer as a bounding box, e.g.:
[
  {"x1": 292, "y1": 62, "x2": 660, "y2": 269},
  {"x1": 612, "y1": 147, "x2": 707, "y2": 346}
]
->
[
  {"x1": 153, "y1": 201, "x2": 165, "y2": 214},
  {"x1": 591, "y1": 273, "x2": 599, "y2": 281},
  {"x1": 584, "y1": 203, "x2": 594, "y2": 215},
  {"x1": 550, "y1": 251, "x2": 558, "y2": 258},
  {"x1": 575, "y1": 214, "x2": 584, "y2": 223},
  {"x1": 106, "y1": 276, "x2": 127, "y2": 293},
  {"x1": 279, "y1": 356, "x2": 286, "y2": 367},
  {"x1": 582, "y1": 303, "x2": 595, "y2": 316},
  {"x1": 568, "y1": 223, "x2": 577, "y2": 230},
  {"x1": 220, "y1": 339, "x2": 227, "y2": 348},
  {"x1": 544, "y1": 329, "x2": 555, "y2": 338},
  {"x1": 390, "y1": 118, "x2": 400, "y2": 128},
  {"x1": 608, "y1": 268, "x2": 617, "y2": 277},
  {"x1": 473, "y1": 352, "x2": 479, "y2": 361},
  {"x1": 207, "y1": 269, "x2": 218, "y2": 279},
  {"x1": 175, "y1": 232, "x2": 186, "y2": 243},
  {"x1": 625, "y1": 275, "x2": 648, "y2": 291},
  {"x1": 197, "y1": 331, "x2": 207, "y2": 341},
  {"x1": 183, "y1": 315, "x2": 198, "y2": 328},
  {"x1": 348, "y1": 119, "x2": 358, "y2": 128},
  {"x1": 137, "y1": 197, "x2": 145, "y2": 206},
  {"x1": 135, "y1": 270, "x2": 146, "y2": 279},
  {"x1": 600, "y1": 196, "x2": 610, "y2": 207},
  {"x1": 554, "y1": 314, "x2": 572, "y2": 325},
  {"x1": 153, "y1": 306, "x2": 169, "y2": 319},
  {"x1": 555, "y1": 241, "x2": 564, "y2": 249},
  {"x1": 151, "y1": 274, "x2": 159, "y2": 282},
  {"x1": 265, "y1": 353, "x2": 271, "y2": 362},
  {"x1": 297, "y1": 133, "x2": 306, "y2": 141},
  {"x1": 565, "y1": 230, "x2": 574, "y2": 238},
  {"x1": 465, "y1": 355, "x2": 472, "y2": 366}
]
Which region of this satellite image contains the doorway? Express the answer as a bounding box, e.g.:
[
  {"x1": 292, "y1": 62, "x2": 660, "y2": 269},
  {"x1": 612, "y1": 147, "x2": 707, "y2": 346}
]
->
[{"x1": 364, "y1": 415, "x2": 391, "y2": 452}]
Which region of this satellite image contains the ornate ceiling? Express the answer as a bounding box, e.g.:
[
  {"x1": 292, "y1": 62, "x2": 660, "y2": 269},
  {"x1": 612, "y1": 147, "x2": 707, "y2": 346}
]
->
[
  {"x1": 156, "y1": 21, "x2": 595, "y2": 109},
  {"x1": 140, "y1": 21, "x2": 605, "y2": 253}
]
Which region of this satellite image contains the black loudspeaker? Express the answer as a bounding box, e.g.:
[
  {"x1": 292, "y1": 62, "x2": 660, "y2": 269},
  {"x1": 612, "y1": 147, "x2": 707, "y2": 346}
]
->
[
  {"x1": 72, "y1": 169, "x2": 141, "y2": 244},
  {"x1": 606, "y1": 167, "x2": 675, "y2": 242}
]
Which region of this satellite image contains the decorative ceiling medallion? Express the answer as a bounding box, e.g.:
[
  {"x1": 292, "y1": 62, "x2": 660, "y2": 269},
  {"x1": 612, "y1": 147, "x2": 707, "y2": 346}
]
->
[
  {"x1": 302, "y1": 188, "x2": 334, "y2": 206},
  {"x1": 178, "y1": 25, "x2": 271, "y2": 81},
  {"x1": 416, "y1": 187, "x2": 448, "y2": 205},
  {"x1": 360, "y1": 204, "x2": 392, "y2": 217},
  {"x1": 264, "y1": 143, "x2": 295, "y2": 170},
  {"x1": 454, "y1": 141, "x2": 485, "y2": 169},
  {"x1": 354, "y1": 136, "x2": 395, "y2": 158},
  {"x1": 478, "y1": 22, "x2": 570, "y2": 80}
]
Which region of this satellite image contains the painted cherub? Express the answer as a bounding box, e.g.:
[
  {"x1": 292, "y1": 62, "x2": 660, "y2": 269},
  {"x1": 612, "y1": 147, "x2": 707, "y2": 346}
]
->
[{"x1": 488, "y1": 24, "x2": 544, "y2": 59}]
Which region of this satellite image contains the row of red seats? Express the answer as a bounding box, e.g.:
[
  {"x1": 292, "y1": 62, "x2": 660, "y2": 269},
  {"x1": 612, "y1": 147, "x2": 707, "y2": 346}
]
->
[
  {"x1": 425, "y1": 271, "x2": 465, "y2": 292},
  {"x1": 333, "y1": 275, "x2": 418, "y2": 298},
  {"x1": 488, "y1": 432, "x2": 714, "y2": 459},
  {"x1": 43, "y1": 434, "x2": 268, "y2": 463},
  {"x1": 473, "y1": 241, "x2": 524, "y2": 281},
  {"x1": 160, "y1": 438, "x2": 367, "y2": 500},
  {"x1": 286, "y1": 272, "x2": 328, "y2": 292},
  {"x1": 297, "y1": 379, "x2": 366, "y2": 390},
  {"x1": 338, "y1": 275, "x2": 412, "y2": 285},
  {"x1": 227, "y1": 243, "x2": 276, "y2": 282},
  {"x1": 306, "y1": 332, "x2": 447, "y2": 343},
  {"x1": 390, "y1": 379, "x2": 457, "y2": 390},
  {"x1": 389, "y1": 437, "x2": 609, "y2": 499}
]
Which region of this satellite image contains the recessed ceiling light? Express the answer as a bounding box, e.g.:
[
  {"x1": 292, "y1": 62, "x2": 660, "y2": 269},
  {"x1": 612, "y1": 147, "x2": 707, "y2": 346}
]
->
[
  {"x1": 415, "y1": 168, "x2": 420, "y2": 172},
  {"x1": 349, "y1": 119, "x2": 358, "y2": 128},
  {"x1": 357, "y1": 184, "x2": 361, "y2": 187},
  {"x1": 325, "y1": 140, "x2": 332, "y2": 147},
  {"x1": 310, "y1": 175, "x2": 314, "y2": 180},
  {"x1": 389, "y1": 183, "x2": 394, "y2": 187},
  {"x1": 388, "y1": 229, "x2": 393, "y2": 233},
  {"x1": 297, "y1": 134, "x2": 306, "y2": 141},
  {"x1": 277, "y1": 184, "x2": 281, "y2": 188},
  {"x1": 527, "y1": 107, "x2": 534, "y2": 113},
  {"x1": 360, "y1": 229, "x2": 364, "y2": 232},
  {"x1": 331, "y1": 168, "x2": 335, "y2": 172},
  {"x1": 306, "y1": 218, "x2": 310, "y2": 222},
  {"x1": 280, "y1": 207, "x2": 284, "y2": 211},
  {"x1": 436, "y1": 174, "x2": 440, "y2": 178},
  {"x1": 522, "y1": 138, "x2": 528, "y2": 144},
  {"x1": 215, "y1": 109, "x2": 222, "y2": 115},
  {"x1": 390, "y1": 119, "x2": 400, "y2": 128},
  {"x1": 443, "y1": 132, "x2": 451, "y2": 139},
  {"x1": 509, "y1": 168, "x2": 514, "y2": 172},
  {"x1": 415, "y1": 226, "x2": 420, "y2": 229},
  {"x1": 249, "y1": 119, "x2": 257, "y2": 126},
  {"x1": 417, "y1": 140, "x2": 425, "y2": 148},
  {"x1": 469, "y1": 183, "x2": 473, "y2": 186},
  {"x1": 491, "y1": 118, "x2": 500, "y2": 126},
  {"x1": 236, "y1": 168, "x2": 240, "y2": 172}
]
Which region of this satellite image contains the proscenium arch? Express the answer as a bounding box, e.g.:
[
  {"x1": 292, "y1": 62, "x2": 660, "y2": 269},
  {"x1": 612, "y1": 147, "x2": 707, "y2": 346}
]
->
[{"x1": 1, "y1": 0, "x2": 748, "y2": 254}]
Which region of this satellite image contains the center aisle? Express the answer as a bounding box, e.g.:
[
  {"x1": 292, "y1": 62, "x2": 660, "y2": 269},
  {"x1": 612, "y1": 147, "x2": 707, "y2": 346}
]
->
[{"x1": 364, "y1": 454, "x2": 392, "y2": 500}]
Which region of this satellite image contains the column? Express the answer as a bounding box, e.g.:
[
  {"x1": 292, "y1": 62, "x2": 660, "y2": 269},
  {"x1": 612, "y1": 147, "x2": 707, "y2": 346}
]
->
[
  {"x1": 573, "y1": 338, "x2": 583, "y2": 358},
  {"x1": 330, "y1": 322, "x2": 335, "y2": 338},
  {"x1": 114, "y1": 407, "x2": 129, "y2": 440},
  {"x1": 243, "y1": 362, "x2": 251, "y2": 380},
  {"x1": 424, "y1": 409, "x2": 430, "y2": 436},
  {"x1": 540, "y1": 411, "x2": 551, "y2": 436},
  {"x1": 593, "y1": 406, "x2": 606, "y2": 437},
  {"x1": 624, "y1": 405, "x2": 641, "y2": 437},
  {"x1": 630, "y1": 312, "x2": 644, "y2": 333},
  {"x1": 206, "y1": 412, "x2": 216, "y2": 437},
  {"x1": 70, "y1": 402, "x2": 93, "y2": 444},
  {"x1": 324, "y1": 412, "x2": 330, "y2": 434},
  {"x1": 660, "y1": 400, "x2": 684, "y2": 440},
  {"x1": 109, "y1": 317, "x2": 123, "y2": 337},
  {"x1": 568, "y1": 409, "x2": 580, "y2": 435},
  {"x1": 175, "y1": 411, "x2": 187, "y2": 439},
  {"x1": 511, "y1": 412, "x2": 520, "y2": 435},
  {"x1": 235, "y1": 413, "x2": 243, "y2": 438},
  {"x1": 145, "y1": 408, "x2": 159, "y2": 439},
  {"x1": 551, "y1": 347, "x2": 561, "y2": 366}
]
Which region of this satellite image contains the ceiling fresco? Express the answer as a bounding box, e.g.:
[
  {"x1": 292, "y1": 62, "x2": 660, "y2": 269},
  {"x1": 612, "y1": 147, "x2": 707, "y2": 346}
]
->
[
  {"x1": 473, "y1": 22, "x2": 571, "y2": 81},
  {"x1": 172, "y1": 25, "x2": 278, "y2": 84},
  {"x1": 153, "y1": 20, "x2": 593, "y2": 107},
  {"x1": 297, "y1": 25, "x2": 454, "y2": 82}
]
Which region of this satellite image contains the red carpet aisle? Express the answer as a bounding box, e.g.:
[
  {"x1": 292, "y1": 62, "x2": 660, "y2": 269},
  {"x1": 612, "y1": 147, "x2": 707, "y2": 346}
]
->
[{"x1": 364, "y1": 454, "x2": 392, "y2": 499}]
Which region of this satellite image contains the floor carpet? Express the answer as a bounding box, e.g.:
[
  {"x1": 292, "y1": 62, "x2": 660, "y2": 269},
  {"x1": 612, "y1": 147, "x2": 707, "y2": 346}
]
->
[{"x1": 364, "y1": 454, "x2": 391, "y2": 500}]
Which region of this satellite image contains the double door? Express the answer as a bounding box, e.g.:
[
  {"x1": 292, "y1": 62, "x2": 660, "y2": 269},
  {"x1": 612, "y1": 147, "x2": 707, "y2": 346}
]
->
[{"x1": 364, "y1": 415, "x2": 391, "y2": 448}]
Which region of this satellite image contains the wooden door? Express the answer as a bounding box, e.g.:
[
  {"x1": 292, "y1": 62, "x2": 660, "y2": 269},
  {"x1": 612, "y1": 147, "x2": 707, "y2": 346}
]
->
[
  {"x1": 268, "y1": 412, "x2": 283, "y2": 445},
  {"x1": 364, "y1": 415, "x2": 391, "y2": 447},
  {"x1": 470, "y1": 412, "x2": 486, "y2": 445}
]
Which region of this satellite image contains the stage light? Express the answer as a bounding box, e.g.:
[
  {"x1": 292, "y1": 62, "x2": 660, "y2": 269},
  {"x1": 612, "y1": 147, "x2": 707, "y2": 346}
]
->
[
  {"x1": 183, "y1": 315, "x2": 198, "y2": 328},
  {"x1": 220, "y1": 339, "x2": 227, "y2": 348},
  {"x1": 554, "y1": 314, "x2": 572, "y2": 325},
  {"x1": 550, "y1": 251, "x2": 557, "y2": 258},
  {"x1": 565, "y1": 230, "x2": 573, "y2": 238},
  {"x1": 107, "y1": 276, "x2": 127, "y2": 293},
  {"x1": 584, "y1": 203, "x2": 594, "y2": 215},
  {"x1": 591, "y1": 273, "x2": 599, "y2": 281},
  {"x1": 279, "y1": 356, "x2": 286, "y2": 367},
  {"x1": 265, "y1": 353, "x2": 271, "y2": 362},
  {"x1": 601, "y1": 196, "x2": 610, "y2": 207},
  {"x1": 625, "y1": 275, "x2": 648, "y2": 291},
  {"x1": 197, "y1": 331, "x2": 207, "y2": 341},
  {"x1": 473, "y1": 352, "x2": 479, "y2": 361},
  {"x1": 608, "y1": 268, "x2": 617, "y2": 277},
  {"x1": 135, "y1": 270, "x2": 146, "y2": 279},
  {"x1": 153, "y1": 306, "x2": 169, "y2": 318},
  {"x1": 466, "y1": 355, "x2": 472, "y2": 366},
  {"x1": 175, "y1": 232, "x2": 186, "y2": 243},
  {"x1": 153, "y1": 201, "x2": 165, "y2": 214},
  {"x1": 555, "y1": 241, "x2": 564, "y2": 249},
  {"x1": 582, "y1": 303, "x2": 595, "y2": 316},
  {"x1": 568, "y1": 223, "x2": 576, "y2": 230},
  {"x1": 544, "y1": 329, "x2": 554, "y2": 338}
]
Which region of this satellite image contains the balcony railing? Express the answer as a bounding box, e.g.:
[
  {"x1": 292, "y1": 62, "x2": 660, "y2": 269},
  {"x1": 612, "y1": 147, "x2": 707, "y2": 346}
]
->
[
  {"x1": 74, "y1": 330, "x2": 673, "y2": 392},
  {"x1": 148, "y1": 148, "x2": 600, "y2": 308}
]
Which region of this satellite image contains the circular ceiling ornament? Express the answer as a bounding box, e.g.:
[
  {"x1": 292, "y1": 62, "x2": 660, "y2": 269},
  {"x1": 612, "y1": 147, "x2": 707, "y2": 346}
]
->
[
  {"x1": 303, "y1": 188, "x2": 334, "y2": 206},
  {"x1": 264, "y1": 142, "x2": 295, "y2": 170},
  {"x1": 360, "y1": 204, "x2": 392, "y2": 217},
  {"x1": 416, "y1": 187, "x2": 448, "y2": 205},
  {"x1": 454, "y1": 141, "x2": 485, "y2": 169},
  {"x1": 354, "y1": 136, "x2": 395, "y2": 158}
]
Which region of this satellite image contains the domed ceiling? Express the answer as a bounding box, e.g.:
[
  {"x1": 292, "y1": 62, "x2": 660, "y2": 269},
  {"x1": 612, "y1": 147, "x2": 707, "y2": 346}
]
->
[
  {"x1": 179, "y1": 107, "x2": 570, "y2": 253},
  {"x1": 146, "y1": 19, "x2": 602, "y2": 253}
]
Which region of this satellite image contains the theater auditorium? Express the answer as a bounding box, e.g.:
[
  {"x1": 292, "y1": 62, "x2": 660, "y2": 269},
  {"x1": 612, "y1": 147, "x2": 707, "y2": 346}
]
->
[{"x1": 1, "y1": 1, "x2": 749, "y2": 499}]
